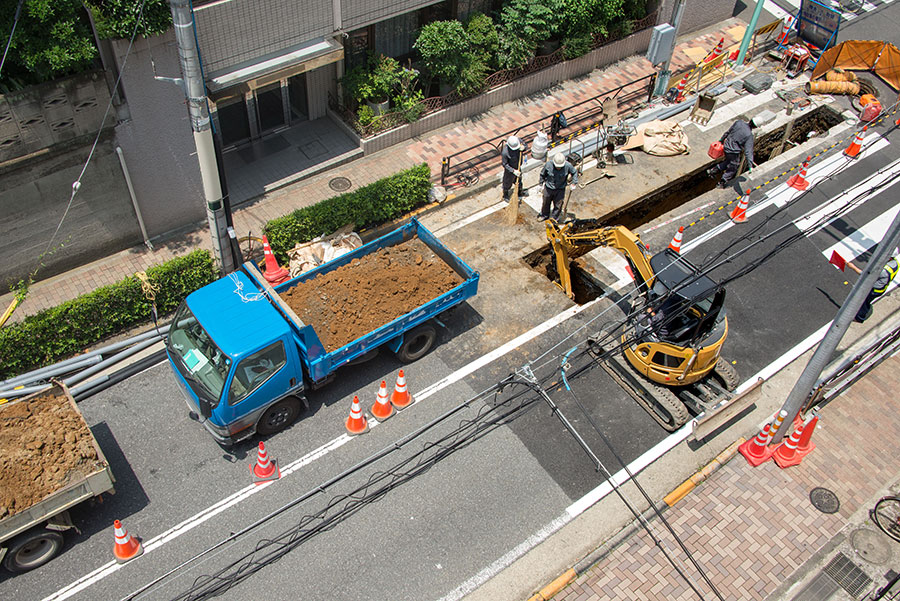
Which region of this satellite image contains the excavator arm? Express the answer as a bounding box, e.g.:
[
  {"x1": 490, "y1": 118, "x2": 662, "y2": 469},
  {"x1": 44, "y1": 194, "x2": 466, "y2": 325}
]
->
[{"x1": 545, "y1": 219, "x2": 656, "y2": 299}]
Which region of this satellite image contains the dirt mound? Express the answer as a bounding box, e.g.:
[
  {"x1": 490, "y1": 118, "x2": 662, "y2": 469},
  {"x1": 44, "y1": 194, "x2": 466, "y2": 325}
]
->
[
  {"x1": 0, "y1": 388, "x2": 102, "y2": 520},
  {"x1": 282, "y1": 237, "x2": 463, "y2": 352}
]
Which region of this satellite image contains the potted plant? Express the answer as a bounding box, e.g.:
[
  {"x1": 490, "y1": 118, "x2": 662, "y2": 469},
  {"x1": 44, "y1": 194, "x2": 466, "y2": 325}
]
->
[
  {"x1": 414, "y1": 20, "x2": 470, "y2": 96},
  {"x1": 499, "y1": 0, "x2": 558, "y2": 60},
  {"x1": 340, "y1": 54, "x2": 401, "y2": 115}
]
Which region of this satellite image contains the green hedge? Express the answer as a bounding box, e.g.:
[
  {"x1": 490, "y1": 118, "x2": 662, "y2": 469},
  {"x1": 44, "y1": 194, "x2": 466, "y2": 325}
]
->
[
  {"x1": 264, "y1": 163, "x2": 431, "y2": 261},
  {"x1": 0, "y1": 250, "x2": 217, "y2": 381}
]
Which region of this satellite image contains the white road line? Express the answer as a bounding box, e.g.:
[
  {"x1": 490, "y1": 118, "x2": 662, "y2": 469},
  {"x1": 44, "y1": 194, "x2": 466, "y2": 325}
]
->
[
  {"x1": 765, "y1": 0, "x2": 793, "y2": 20},
  {"x1": 820, "y1": 202, "x2": 900, "y2": 261},
  {"x1": 44, "y1": 298, "x2": 603, "y2": 601}
]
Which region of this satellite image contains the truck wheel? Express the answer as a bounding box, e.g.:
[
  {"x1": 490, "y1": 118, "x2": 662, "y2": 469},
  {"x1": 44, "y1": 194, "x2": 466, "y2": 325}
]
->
[
  {"x1": 256, "y1": 397, "x2": 303, "y2": 436},
  {"x1": 395, "y1": 324, "x2": 437, "y2": 363},
  {"x1": 3, "y1": 529, "x2": 64, "y2": 573},
  {"x1": 712, "y1": 358, "x2": 740, "y2": 392}
]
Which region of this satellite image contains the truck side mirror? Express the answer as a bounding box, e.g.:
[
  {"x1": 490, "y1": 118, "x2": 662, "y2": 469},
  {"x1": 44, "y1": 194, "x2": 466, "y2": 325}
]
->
[{"x1": 198, "y1": 397, "x2": 213, "y2": 419}]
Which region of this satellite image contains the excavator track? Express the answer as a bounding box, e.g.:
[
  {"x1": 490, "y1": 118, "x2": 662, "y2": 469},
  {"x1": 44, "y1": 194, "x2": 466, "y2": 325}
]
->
[{"x1": 589, "y1": 342, "x2": 690, "y2": 431}]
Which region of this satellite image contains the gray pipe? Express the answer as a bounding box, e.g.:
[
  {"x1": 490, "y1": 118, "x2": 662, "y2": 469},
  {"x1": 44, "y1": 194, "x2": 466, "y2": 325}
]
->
[
  {"x1": 64, "y1": 337, "x2": 162, "y2": 386},
  {"x1": 1, "y1": 354, "x2": 102, "y2": 388},
  {"x1": 69, "y1": 375, "x2": 111, "y2": 398}
]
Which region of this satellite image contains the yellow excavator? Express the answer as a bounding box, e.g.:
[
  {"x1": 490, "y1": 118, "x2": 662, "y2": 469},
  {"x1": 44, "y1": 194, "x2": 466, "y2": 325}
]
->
[{"x1": 546, "y1": 218, "x2": 739, "y2": 430}]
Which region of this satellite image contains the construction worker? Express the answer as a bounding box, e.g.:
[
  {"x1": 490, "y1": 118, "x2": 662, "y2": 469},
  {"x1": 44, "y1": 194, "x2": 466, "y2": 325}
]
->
[
  {"x1": 854, "y1": 251, "x2": 898, "y2": 323},
  {"x1": 539, "y1": 152, "x2": 578, "y2": 221},
  {"x1": 501, "y1": 136, "x2": 526, "y2": 201},
  {"x1": 709, "y1": 118, "x2": 757, "y2": 188}
]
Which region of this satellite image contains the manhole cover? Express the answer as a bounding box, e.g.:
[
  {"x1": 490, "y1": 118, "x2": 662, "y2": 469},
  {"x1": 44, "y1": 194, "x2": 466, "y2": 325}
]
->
[
  {"x1": 850, "y1": 528, "x2": 892, "y2": 565},
  {"x1": 329, "y1": 176, "x2": 351, "y2": 192},
  {"x1": 811, "y1": 487, "x2": 840, "y2": 514}
]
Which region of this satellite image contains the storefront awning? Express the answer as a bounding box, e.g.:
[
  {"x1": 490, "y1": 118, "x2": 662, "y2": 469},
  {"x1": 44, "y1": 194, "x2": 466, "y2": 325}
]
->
[{"x1": 207, "y1": 36, "x2": 343, "y2": 98}]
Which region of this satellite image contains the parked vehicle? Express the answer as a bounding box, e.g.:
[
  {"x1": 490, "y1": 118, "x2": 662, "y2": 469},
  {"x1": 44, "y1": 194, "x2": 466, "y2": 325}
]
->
[{"x1": 166, "y1": 219, "x2": 479, "y2": 445}]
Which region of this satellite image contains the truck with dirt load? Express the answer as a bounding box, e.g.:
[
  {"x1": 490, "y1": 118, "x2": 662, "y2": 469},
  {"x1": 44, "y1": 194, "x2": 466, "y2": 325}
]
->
[
  {"x1": 0, "y1": 382, "x2": 115, "y2": 573},
  {"x1": 166, "y1": 218, "x2": 479, "y2": 445}
]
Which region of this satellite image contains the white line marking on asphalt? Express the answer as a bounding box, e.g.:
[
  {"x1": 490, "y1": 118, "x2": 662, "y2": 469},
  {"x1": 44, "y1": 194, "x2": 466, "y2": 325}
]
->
[
  {"x1": 45, "y1": 298, "x2": 601, "y2": 601},
  {"x1": 820, "y1": 198, "x2": 900, "y2": 261},
  {"x1": 765, "y1": 0, "x2": 792, "y2": 20}
]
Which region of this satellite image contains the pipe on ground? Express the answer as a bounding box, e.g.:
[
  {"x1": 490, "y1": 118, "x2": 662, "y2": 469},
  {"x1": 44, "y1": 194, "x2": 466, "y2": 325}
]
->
[{"x1": 806, "y1": 80, "x2": 860, "y2": 95}]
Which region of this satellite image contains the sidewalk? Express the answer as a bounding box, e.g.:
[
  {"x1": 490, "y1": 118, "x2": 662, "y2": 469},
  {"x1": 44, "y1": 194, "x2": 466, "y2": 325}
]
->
[
  {"x1": 0, "y1": 18, "x2": 753, "y2": 321},
  {"x1": 543, "y1": 328, "x2": 900, "y2": 601}
]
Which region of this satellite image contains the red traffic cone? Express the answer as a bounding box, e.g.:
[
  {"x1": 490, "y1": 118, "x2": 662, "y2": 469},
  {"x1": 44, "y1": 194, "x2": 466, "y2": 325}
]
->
[
  {"x1": 371, "y1": 380, "x2": 394, "y2": 422},
  {"x1": 345, "y1": 395, "x2": 369, "y2": 435},
  {"x1": 778, "y1": 16, "x2": 793, "y2": 45},
  {"x1": 786, "y1": 156, "x2": 811, "y2": 191},
  {"x1": 674, "y1": 75, "x2": 689, "y2": 102},
  {"x1": 391, "y1": 369, "x2": 413, "y2": 410},
  {"x1": 843, "y1": 126, "x2": 866, "y2": 159},
  {"x1": 730, "y1": 190, "x2": 750, "y2": 223},
  {"x1": 738, "y1": 423, "x2": 775, "y2": 466},
  {"x1": 705, "y1": 37, "x2": 725, "y2": 62},
  {"x1": 261, "y1": 235, "x2": 290, "y2": 285},
  {"x1": 250, "y1": 441, "x2": 280, "y2": 482},
  {"x1": 772, "y1": 422, "x2": 805, "y2": 468},
  {"x1": 668, "y1": 226, "x2": 684, "y2": 253},
  {"x1": 795, "y1": 414, "x2": 818, "y2": 455},
  {"x1": 113, "y1": 519, "x2": 143, "y2": 564}
]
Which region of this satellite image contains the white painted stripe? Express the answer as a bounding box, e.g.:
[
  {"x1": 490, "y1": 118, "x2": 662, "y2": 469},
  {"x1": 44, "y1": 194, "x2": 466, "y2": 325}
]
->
[
  {"x1": 820, "y1": 201, "x2": 900, "y2": 261},
  {"x1": 433, "y1": 201, "x2": 506, "y2": 237},
  {"x1": 765, "y1": 0, "x2": 793, "y2": 20}
]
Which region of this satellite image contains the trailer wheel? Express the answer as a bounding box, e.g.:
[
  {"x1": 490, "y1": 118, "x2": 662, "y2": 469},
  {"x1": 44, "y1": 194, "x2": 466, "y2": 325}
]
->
[
  {"x1": 256, "y1": 397, "x2": 303, "y2": 435},
  {"x1": 712, "y1": 358, "x2": 740, "y2": 392},
  {"x1": 3, "y1": 529, "x2": 64, "y2": 573},
  {"x1": 395, "y1": 324, "x2": 437, "y2": 363}
]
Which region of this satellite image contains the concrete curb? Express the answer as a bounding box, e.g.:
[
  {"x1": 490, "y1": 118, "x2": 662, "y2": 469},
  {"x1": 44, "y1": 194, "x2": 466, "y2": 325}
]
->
[{"x1": 525, "y1": 437, "x2": 746, "y2": 601}]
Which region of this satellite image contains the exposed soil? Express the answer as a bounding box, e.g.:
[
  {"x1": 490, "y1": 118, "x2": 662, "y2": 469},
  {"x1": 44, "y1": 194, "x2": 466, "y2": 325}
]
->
[
  {"x1": 0, "y1": 388, "x2": 102, "y2": 520},
  {"x1": 281, "y1": 237, "x2": 463, "y2": 352}
]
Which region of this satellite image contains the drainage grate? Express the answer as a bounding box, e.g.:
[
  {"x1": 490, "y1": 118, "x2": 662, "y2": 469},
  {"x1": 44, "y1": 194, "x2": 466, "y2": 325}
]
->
[
  {"x1": 791, "y1": 571, "x2": 839, "y2": 601},
  {"x1": 329, "y1": 176, "x2": 351, "y2": 192},
  {"x1": 810, "y1": 487, "x2": 840, "y2": 514},
  {"x1": 823, "y1": 552, "x2": 873, "y2": 599}
]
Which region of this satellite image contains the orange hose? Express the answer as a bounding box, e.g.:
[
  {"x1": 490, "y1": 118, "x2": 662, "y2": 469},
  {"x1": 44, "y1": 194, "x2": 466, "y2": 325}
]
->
[{"x1": 806, "y1": 80, "x2": 860, "y2": 95}]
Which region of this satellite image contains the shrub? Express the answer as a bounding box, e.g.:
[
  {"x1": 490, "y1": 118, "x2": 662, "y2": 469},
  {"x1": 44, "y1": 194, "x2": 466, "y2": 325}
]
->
[
  {"x1": 0, "y1": 250, "x2": 217, "y2": 380},
  {"x1": 263, "y1": 164, "x2": 431, "y2": 261},
  {"x1": 563, "y1": 34, "x2": 594, "y2": 59},
  {"x1": 414, "y1": 21, "x2": 470, "y2": 84},
  {"x1": 340, "y1": 54, "x2": 402, "y2": 105},
  {"x1": 465, "y1": 13, "x2": 500, "y2": 70}
]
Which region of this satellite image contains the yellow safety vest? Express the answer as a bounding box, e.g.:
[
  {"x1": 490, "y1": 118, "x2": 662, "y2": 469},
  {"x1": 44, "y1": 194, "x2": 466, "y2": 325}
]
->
[{"x1": 874, "y1": 258, "x2": 898, "y2": 294}]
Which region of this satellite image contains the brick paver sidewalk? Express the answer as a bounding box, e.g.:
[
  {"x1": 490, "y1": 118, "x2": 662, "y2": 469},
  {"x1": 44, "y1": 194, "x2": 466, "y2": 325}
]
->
[
  {"x1": 555, "y1": 355, "x2": 900, "y2": 601},
  {"x1": 1, "y1": 19, "x2": 753, "y2": 321}
]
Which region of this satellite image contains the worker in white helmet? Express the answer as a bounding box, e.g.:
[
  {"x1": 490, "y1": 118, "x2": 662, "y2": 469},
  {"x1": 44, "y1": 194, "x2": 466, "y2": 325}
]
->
[
  {"x1": 538, "y1": 152, "x2": 578, "y2": 221},
  {"x1": 501, "y1": 136, "x2": 526, "y2": 201}
]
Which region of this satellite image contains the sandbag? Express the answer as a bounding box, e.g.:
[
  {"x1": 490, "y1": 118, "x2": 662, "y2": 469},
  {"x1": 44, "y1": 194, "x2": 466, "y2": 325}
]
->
[
  {"x1": 287, "y1": 228, "x2": 363, "y2": 277},
  {"x1": 636, "y1": 120, "x2": 690, "y2": 156}
]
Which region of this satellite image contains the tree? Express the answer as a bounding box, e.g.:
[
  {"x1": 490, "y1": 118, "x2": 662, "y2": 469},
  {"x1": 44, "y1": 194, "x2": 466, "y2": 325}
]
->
[{"x1": 87, "y1": 0, "x2": 171, "y2": 40}]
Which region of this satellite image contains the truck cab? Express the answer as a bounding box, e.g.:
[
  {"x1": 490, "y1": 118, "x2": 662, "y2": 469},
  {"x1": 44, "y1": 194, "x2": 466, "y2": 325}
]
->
[{"x1": 166, "y1": 272, "x2": 307, "y2": 445}]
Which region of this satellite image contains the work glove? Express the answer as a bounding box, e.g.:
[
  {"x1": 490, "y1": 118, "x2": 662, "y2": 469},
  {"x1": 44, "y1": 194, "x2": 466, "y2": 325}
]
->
[
  {"x1": 570, "y1": 184, "x2": 577, "y2": 190},
  {"x1": 513, "y1": 169, "x2": 521, "y2": 177}
]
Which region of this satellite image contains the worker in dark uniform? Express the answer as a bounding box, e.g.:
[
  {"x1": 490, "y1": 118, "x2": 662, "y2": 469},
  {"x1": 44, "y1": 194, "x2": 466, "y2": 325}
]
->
[
  {"x1": 501, "y1": 136, "x2": 526, "y2": 201},
  {"x1": 855, "y1": 252, "x2": 898, "y2": 322},
  {"x1": 709, "y1": 118, "x2": 757, "y2": 188},
  {"x1": 538, "y1": 152, "x2": 578, "y2": 221}
]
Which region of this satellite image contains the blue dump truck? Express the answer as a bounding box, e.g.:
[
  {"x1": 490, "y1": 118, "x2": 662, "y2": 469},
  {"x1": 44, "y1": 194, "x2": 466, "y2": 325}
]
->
[{"x1": 166, "y1": 219, "x2": 479, "y2": 445}]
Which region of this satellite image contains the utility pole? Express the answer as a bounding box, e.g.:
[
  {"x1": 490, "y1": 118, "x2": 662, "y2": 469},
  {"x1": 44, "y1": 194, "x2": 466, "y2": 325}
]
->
[
  {"x1": 652, "y1": 0, "x2": 687, "y2": 98},
  {"x1": 168, "y1": 0, "x2": 234, "y2": 274},
  {"x1": 772, "y1": 213, "x2": 900, "y2": 443}
]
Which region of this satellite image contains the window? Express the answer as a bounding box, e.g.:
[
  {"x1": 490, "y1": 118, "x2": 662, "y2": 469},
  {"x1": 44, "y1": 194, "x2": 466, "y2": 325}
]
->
[
  {"x1": 167, "y1": 302, "x2": 231, "y2": 406},
  {"x1": 228, "y1": 342, "x2": 287, "y2": 405}
]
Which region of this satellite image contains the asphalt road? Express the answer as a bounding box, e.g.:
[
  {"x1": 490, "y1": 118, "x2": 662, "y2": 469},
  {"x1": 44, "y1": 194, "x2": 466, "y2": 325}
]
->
[{"x1": 5, "y1": 98, "x2": 900, "y2": 601}]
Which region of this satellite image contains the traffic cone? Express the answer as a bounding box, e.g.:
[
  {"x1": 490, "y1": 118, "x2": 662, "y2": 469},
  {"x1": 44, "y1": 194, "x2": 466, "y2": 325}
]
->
[
  {"x1": 843, "y1": 126, "x2": 866, "y2": 159},
  {"x1": 795, "y1": 414, "x2": 818, "y2": 454},
  {"x1": 772, "y1": 421, "x2": 806, "y2": 468},
  {"x1": 112, "y1": 519, "x2": 143, "y2": 564},
  {"x1": 250, "y1": 441, "x2": 280, "y2": 482},
  {"x1": 778, "y1": 16, "x2": 793, "y2": 45},
  {"x1": 391, "y1": 369, "x2": 413, "y2": 410},
  {"x1": 674, "y1": 75, "x2": 689, "y2": 102},
  {"x1": 705, "y1": 38, "x2": 725, "y2": 62},
  {"x1": 371, "y1": 380, "x2": 394, "y2": 422},
  {"x1": 767, "y1": 410, "x2": 788, "y2": 444},
  {"x1": 738, "y1": 423, "x2": 775, "y2": 466},
  {"x1": 668, "y1": 226, "x2": 684, "y2": 253},
  {"x1": 786, "y1": 156, "x2": 811, "y2": 191},
  {"x1": 730, "y1": 190, "x2": 750, "y2": 223},
  {"x1": 345, "y1": 395, "x2": 369, "y2": 435},
  {"x1": 261, "y1": 235, "x2": 290, "y2": 285}
]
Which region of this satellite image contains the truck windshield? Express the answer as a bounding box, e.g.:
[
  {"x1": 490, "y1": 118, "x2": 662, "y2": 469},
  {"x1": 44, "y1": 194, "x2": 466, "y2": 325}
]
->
[{"x1": 167, "y1": 302, "x2": 231, "y2": 405}]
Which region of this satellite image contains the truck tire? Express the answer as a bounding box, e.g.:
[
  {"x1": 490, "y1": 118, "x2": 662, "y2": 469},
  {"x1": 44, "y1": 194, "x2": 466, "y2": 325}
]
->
[
  {"x1": 395, "y1": 324, "x2": 437, "y2": 363},
  {"x1": 712, "y1": 358, "x2": 740, "y2": 391},
  {"x1": 3, "y1": 529, "x2": 64, "y2": 573},
  {"x1": 256, "y1": 397, "x2": 303, "y2": 436}
]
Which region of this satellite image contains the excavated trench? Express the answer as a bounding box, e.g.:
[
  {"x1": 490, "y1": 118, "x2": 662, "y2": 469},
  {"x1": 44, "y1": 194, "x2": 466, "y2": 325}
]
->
[{"x1": 525, "y1": 104, "x2": 845, "y2": 304}]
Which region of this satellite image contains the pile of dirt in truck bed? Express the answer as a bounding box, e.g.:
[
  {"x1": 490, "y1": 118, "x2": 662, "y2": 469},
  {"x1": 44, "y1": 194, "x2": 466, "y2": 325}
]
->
[
  {"x1": 282, "y1": 237, "x2": 463, "y2": 351},
  {"x1": 0, "y1": 388, "x2": 102, "y2": 520}
]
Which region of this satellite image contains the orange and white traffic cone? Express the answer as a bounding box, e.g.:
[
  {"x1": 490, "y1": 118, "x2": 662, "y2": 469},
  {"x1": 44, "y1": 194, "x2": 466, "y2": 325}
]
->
[
  {"x1": 772, "y1": 422, "x2": 806, "y2": 468},
  {"x1": 778, "y1": 16, "x2": 793, "y2": 45},
  {"x1": 705, "y1": 37, "x2": 725, "y2": 62},
  {"x1": 787, "y1": 156, "x2": 811, "y2": 191},
  {"x1": 345, "y1": 395, "x2": 369, "y2": 435},
  {"x1": 668, "y1": 226, "x2": 684, "y2": 253},
  {"x1": 250, "y1": 441, "x2": 280, "y2": 482},
  {"x1": 371, "y1": 380, "x2": 394, "y2": 422},
  {"x1": 767, "y1": 410, "x2": 788, "y2": 444},
  {"x1": 738, "y1": 423, "x2": 775, "y2": 466},
  {"x1": 261, "y1": 235, "x2": 290, "y2": 285},
  {"x1": 391, "y1": 369, "x2": 413, "y2": 410},
  {"x1": 794, "y1": 414, "x2": 818, "y2": 456},
  {"x1": 674, "y1": 75, "x2": 689, "y2": 102},
  {"x1": 730, "y1": 190, "x2": 750, "y2": 223},
  {"x1": 112, "y1": 519, "x2": 143, "y2": 564},
  {"x1": 844, "y1": 126, "x2": 866, "y2": 159}
]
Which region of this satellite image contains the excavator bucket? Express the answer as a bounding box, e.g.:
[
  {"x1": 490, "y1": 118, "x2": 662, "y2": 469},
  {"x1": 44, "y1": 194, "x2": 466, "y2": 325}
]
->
[{"x1": 689, "y1": 93, "x2": 717, "y2": 126}]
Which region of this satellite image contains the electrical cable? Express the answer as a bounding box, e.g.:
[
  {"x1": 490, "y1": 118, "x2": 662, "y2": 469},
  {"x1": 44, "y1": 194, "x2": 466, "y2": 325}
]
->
[{"x1": 0, "y1": 0, "x2": 24, "y2": 78}]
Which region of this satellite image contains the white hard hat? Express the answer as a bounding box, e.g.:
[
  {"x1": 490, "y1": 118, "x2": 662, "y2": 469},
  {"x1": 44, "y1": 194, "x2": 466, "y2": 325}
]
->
[
  {"x1": 507, "y1": 136, "x2": 521, "y2": 150},
  {"x1": 552, "y1": 152, "x2": 566, "y2": 168}
]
